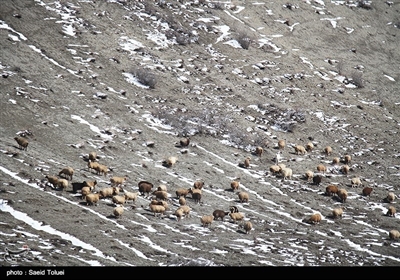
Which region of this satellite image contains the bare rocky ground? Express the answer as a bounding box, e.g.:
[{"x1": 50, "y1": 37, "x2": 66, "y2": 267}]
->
[{"x1": 1, "y1": 0, "x2": 400, "y2": 272}]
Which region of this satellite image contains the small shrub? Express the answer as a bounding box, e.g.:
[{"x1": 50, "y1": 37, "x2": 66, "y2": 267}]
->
[
  {"x1": 357, "y1": 0, "x2": 372, "y2": 10},
  {"x1": 133, "y1": 68, "x2": 157, "y2": 89},
  {"x1": 237, "y1": 32, "x2": 252, "y2": 50}
]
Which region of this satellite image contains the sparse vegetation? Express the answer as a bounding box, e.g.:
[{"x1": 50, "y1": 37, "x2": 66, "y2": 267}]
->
[
  {"x1": 132, "y1": 68, "x2": 157, "y2": 89},
  {"x1": 351, "y1": 71, "x2": 364, "y2": 88}
]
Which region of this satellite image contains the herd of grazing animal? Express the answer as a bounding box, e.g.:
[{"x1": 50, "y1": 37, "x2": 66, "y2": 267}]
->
[{"x1": 12, "y1": 132, "x2": 399, "y2": 239}]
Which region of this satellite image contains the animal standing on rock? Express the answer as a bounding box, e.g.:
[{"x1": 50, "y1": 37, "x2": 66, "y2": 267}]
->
[
  {"x1": 14, "y1": 136, "x2": 29, "y2": 151},
  {"x1": 59, "y1": 167, "x2": 74, "y2": 180}
]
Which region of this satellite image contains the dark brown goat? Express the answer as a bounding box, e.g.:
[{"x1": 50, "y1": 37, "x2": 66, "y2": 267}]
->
[
  {"x1": 213, "y1": 210, "x2": 230, "y2": 221},
  {"x1": 138, "y1": 181, "x2": 153, "y2": 196}
]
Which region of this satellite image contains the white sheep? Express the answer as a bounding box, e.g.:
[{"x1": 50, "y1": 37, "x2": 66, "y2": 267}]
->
[
  {"x1": 99, "y1": 186, "x2": 120, "y2": 199},
  {"x1": 175, "y1": 205, "x2": 191, "y2": 221},
  {"x1": 231, "y1": 179, "x2": 240, "y2": 191},
  {"x1": 178, "y1": 197, "x2": 186, "y2": 206},
  {"x1": 200, "y1": 215, "x2": 214, "y2": 227},
  {"x1": 316, "y1": 164, "x2": 327, "y2": 173},
  {"x1": 157, "y1": 184, "x2": 168, "y2": 192},
  {"x1": 324, "y1": 146, "x2": 333, "y2": 156},
  {"x1": 332, "y1": 157, "x2": 340, "y2": 165},
  {"x1": 389, "y1": 229, "x2": 400, "y2": 240},
  {"x1": 81, "y1": 186, "x2": 92, "y2": 200},
  {"x1": 306, "y1": 142, "x2": 314, "y2": 152},
  {"x1": 386, "y1": 192, "x2": 396, "y2": 203},
  {"x1": 294, "y1": 145, "x2": 306, "y2": 155},
  {"x1": 163, "y1": 156, "x2": 178, "y2": 167},
  {"x1": 87, "y1": 161, "x2": 100, "y2": 173},
  {"x1": 113, "y1": 206, "x2": 124, "y2": 219},
  {"x1": 124, "y1": 190, "x2": 138, "y2": 204},
  {"x1": 305, "y1": 170, "x2": 314, "y2": 182},
  {"x1": 337, "y1": 188, "x2": 348, "y2": 203},
  {"x1": 332, "y1": 207, "x2": 343, "y2": 219},
  {"x1": 387, "y1": 206, "x2": 396, "y2": 217},
  {"x1": 351, "y1": 177, "x2": 362, "y2": 188},
  {"x1": 269, "y1": 165, "x2": 281, "y2": 175},
  {"x1": 94, "y1": 163, "x2": 108, "y2": 176},
  {"x1": 280, "y1": 167, "x2": 292, "y2": 181}
]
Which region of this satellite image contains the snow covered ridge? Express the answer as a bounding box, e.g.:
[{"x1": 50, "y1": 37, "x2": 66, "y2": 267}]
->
[{"x1": 1, "y1": 0, "x2": 400, "y2": 267}]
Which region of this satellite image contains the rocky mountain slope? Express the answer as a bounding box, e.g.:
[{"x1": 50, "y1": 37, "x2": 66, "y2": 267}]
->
[{"x1": 1, "y1": 0, "x2": 400, "y2": 267}]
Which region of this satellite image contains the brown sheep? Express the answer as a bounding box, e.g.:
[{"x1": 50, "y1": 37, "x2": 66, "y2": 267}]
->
[
  {"x1": 193, "y1": 180, "x2": 204, "y2": 190},
  {"x1": 362, "y1": 186, "x2": 373, "y2": 197},
  {"x1": 200, "y1": 215, "x2": 214, "y2": 227},
  {"x1": 255, "y1": 146, "x2": 263, "y2": 161},
  {"x1": 269, "y1": 165, "x2": 281, "y2": 175},
  {"x1": 88, "y1": 151, "x2": 97, "y2": 162},
  {"x1": 294, "y1": 145, "x2": 306, "y2": 155},
  {"x1": 94, "y1": 163, "x2": 108, "y2": 176},
  {"x1": 152, "y1": 190, "x2": 170, "y2": 201},
  {"x1": 213, "y1": 209, "x2": 230, "y2": 221},
  {"x1": 332, "y1": 157, "x2": 340, "y2": 165},
  {"x1": 305, "y1": 170, "x2": 314, "y2": 182},
  {"x1": 87, "y1": 161, "x2": 100, "y2": 173},
  {"x1": 243, "y1": 157, "x2": 251, "y2": 168},
  {"x1": 308, "y1": 213, "x2": 322, "y2": 224},
  {"x1": 45, "y1": 175, "x2": 59, "y2": 189},
  {"x1": 149, "y1": 204, "x2": 166, "y2": 217},
  {"x1": 278, "y1": 139, "x2": 286, "y2": 150},
  {"x1": 178, "y1": 197, "x2": 186, "y2": 206},
  {"x1": 313, "y1": 175, "x2": 323, "y2": 186},
  {"x1": 231, "y1": 179, "x2": 240, "y2": 191},
  {"x1": 110, "y1": 176, "x2": 127, "y2": 188},
  {"x1": 59, "y1": 167, "x2": 74, "y2": 180},
  {"x1": 237, "y1": 191, "x2": 249, "y2": 203},
  {"x1": 81, "y1": 186, "x2": 92, "y2": 200},
  {"x1": 243, "y1": 221, "x2": 253, "y2": 234},
  {"x1": 86, "y1": 193, "x2": 101, "y2": 206},
  {"x1": 112, "y1": 195, "x2": 126, "y2": 205},
  {"x1": 175, "y1": 205, "x2": 191, "y2": 221},
  {"x1": 343, "y1": 154, "x2": 352, "y2": 164},
  {"x1": 150, "y1": 200, "x2": 169, "y2": 210},
  {"x1": 387, "y1": 206, "x2": 396, "y2": 217},
  {"x1": 332, "y1": 207, "x2": 343, "y2": 219},
  {"x1": 325, "y1": 185, "x2": 339, "y2": 196},
  {"x1": 351, "y1": 177, "x2": 362, "y2": 188},
  {"x1": 113, "y1": 206, "x2": 124, "y2": 218},
  {"x1": 337, "y1": 188, "x2": 348, "y2": 203},
  {"x1": 57, "y1": 178, "x2": 69, "y2": 191},
  {"x1": 324, "y1": 146, "x2": 333, "y2": 156},
  {"x1": 99, "y1": 186, "x2": 120, "y2": 199},
  {"x1": 341, "y1": 165, "x2": 350, "y2": 175},
  {"x1": 14, "y1": 136, "x2": 29, "y2": 151},
  {"x1": 175, "y1": 188, "x2": 191, "y2": 198},
  {"x1": 189, "y1": 188, "x2": 202, "y2": 204},
  {"x1": 389, "y1": 229, "x2": 400, "y2": 240},
  {"x1": 306, "y1": 142, "x2": 314, "y2": 152},
  {"x1": 316, "y1": 164, "x2": 327, "y2": 174},
  {"x1": 138, "y1": 181, "x2": 153, "y2": 196}
]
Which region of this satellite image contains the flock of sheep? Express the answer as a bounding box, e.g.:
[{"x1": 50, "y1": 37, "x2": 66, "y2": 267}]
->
[{"x1": 13, "y1": 134, "x2": 400, "y2": 240}]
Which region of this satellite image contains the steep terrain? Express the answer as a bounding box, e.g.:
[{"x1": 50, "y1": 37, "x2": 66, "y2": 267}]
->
[{"x1": 1, "y1": 0, "x2": 400, "y2": 267}]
